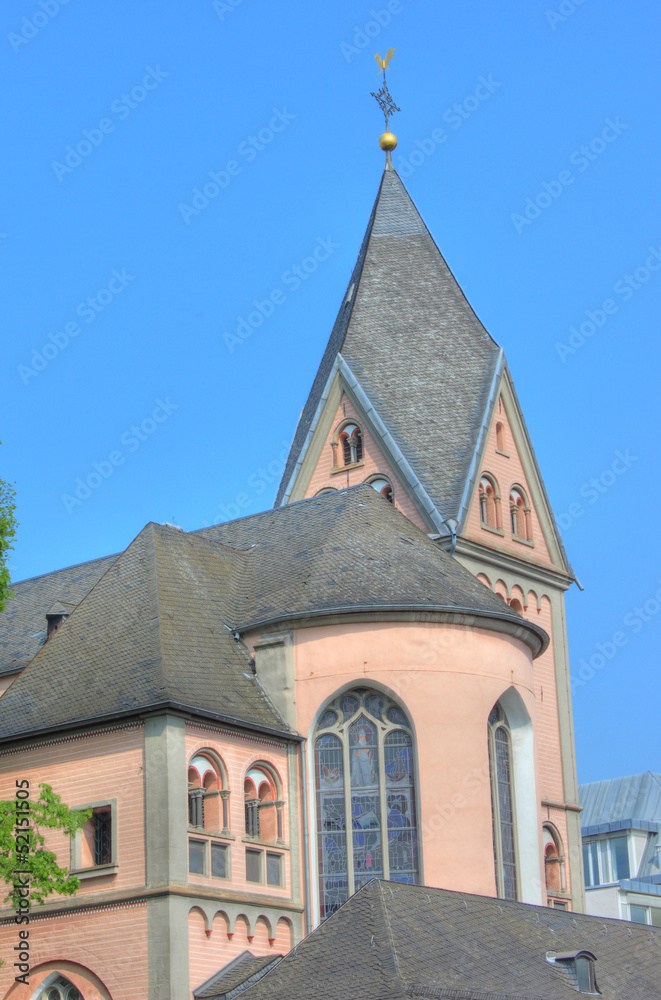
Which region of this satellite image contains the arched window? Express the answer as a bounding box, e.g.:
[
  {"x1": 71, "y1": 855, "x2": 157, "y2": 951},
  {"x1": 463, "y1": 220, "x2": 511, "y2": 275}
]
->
[
  {"x1": 35, "y1": 976, "x2": 82, "y2": 1000},
  {"x1": 367, "y1": 476, "x2": 394, "y2": 503},
  {"x1": 488, "y1": 703, "x2": 518, "y2": 901},
  {"x1": 314, "y1": 688, "x2": 419, "y2": 919},
  {"x1": 337, "y1": 423, "x2": 363, "y2": 466},
  {"x1": 479, "y1": 474, "x2": 500, "y2": 529},
  {"x1": 188, "y1": 752, "x2": 228, "y2": 833},
  {"x1": 544, "y1": 825, "x2": 566, "y2": 895},
  {"x1": 509, "y1": 485, "x2": 531, "y2": 541},
  {"x1": 244, "y1": 764, "x2": 283, "y2": 842}
]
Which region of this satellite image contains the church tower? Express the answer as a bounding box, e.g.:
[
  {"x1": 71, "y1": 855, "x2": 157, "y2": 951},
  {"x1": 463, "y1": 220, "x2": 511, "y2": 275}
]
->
[{"x1": 275, "y1": 148, "x2": 584, "y2": 912}]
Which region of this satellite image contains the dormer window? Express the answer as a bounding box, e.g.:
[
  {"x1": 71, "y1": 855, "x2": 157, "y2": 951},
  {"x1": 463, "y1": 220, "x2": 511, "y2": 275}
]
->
[
  {"x1": 46, "y1": 603, "x2": 69, "y2": 639},
  {"x1": 552, "y1": 951, "x2": 600, "y2": 995}
]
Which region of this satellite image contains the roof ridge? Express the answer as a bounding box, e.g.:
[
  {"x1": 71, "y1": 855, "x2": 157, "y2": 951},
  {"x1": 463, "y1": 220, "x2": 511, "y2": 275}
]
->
[
  {"x1": 377, "y1": 880, "x2": 409, "y2": 997},
  {"x1": 11, "y1": 551, "x2": 118, "y2": 587}
]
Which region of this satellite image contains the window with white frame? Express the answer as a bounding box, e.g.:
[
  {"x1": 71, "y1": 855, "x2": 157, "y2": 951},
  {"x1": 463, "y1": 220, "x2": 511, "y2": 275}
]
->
[
  {"x1": 583, "y1": 835, "x2": 630, "y2": 887},
  {"x1": 488, "y1": 703, "x2": 518, "y2": 901}
]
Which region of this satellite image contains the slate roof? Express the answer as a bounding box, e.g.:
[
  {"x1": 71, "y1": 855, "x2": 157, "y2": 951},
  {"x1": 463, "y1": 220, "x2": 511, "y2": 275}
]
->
[
  {"x1": 194, "y1": 485, "x2": 544, "y2": 643},
  {"x1": 0, "y1": 523, "x2": 288, "y2": 742},
  {"x1": 194, "y1": 951, "x2": 282, "y2": 1000},
  {"x1": 0, "y1": 486, "x2": 546, "y2": 741},
  {"x1": 237, "y1": 879, "x2": 661, "y2": 1000},
  {"x1": 580, "y1": 772, "x2": 661, "y2": 829},
  {"x1": 0, "y1": 553, "x2": 117, "y2": 676},
  {"x1": 275, "y1": 167, "x2": 502, "y2": 521}
]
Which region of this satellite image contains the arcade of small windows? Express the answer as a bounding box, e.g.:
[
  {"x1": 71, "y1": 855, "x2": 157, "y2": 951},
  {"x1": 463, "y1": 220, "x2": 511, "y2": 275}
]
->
[
  {"x1": 488, "y1": 703, "x2": 518, "y2": 901},
  {"x1": 187, "y1": 752, "x2": 285, "y2": 887},
  {"x1": 314, "y1": 688, "x2": 419, "y2": 919},
  {"x1": 478, "y1": 474, "x2": 533, "y2": 543},
  {"x1": 509, "y1": 485, "x2": 532, "y2": 542},
  {"x1": 333, "y1": 421, "x2": 364, "y2": 468},
  {"x1": 479, "y1": 474, "x2": 501, "y2": 530}
]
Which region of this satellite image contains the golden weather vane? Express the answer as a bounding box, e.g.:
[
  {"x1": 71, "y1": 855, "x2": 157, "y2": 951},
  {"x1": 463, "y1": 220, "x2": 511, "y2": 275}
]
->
[{"x1": 371, "y1": 48, "x2": 400, "y2": 152}]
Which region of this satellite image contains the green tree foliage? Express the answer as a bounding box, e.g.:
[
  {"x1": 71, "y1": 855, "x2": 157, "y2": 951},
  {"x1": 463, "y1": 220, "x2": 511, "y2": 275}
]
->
[
  {"x1": 0, "y1": 471, "x2": 17, "y2": 613},
  {"x1": 0, "y1": 784, "x2": 91, "y2": 908}
]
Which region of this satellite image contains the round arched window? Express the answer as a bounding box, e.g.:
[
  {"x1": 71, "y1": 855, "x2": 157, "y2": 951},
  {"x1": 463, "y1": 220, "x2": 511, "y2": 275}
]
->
[{"x1": 314, "y1": 688, "x2": 418, "y2": 918}]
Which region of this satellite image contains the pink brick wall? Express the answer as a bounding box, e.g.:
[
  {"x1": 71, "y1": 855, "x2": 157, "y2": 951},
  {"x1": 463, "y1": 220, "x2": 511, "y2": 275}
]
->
[
  {"x1": 0, "y1": 900, "x2": 148, "y2": 999},
  {"x1": 464, "y1": 396, "x2": 555, "y2": 567},
  {"x1": 304, "y1": 395, "x2": 429, "y2": 531},
  {"x1": 0, "y1": 724, "x2": 145, "y2": 897}
]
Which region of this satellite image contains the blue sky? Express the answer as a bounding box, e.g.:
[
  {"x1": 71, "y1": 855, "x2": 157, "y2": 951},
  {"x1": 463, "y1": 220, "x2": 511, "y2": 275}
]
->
[{"x1": 1, "y1": 0, "x2": 659, "y2": 784}]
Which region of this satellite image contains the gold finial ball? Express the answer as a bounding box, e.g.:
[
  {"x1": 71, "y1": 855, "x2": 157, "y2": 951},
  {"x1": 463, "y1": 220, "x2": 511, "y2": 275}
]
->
[{"x1": 379, "y1": 131, "x2": 397, "y2": 151}]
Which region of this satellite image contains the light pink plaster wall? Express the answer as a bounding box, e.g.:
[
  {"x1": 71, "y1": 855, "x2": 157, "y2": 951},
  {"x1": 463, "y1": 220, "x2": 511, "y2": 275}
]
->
[{"x1": 286, "y1": 620, "x2": 543, "y2": 904}]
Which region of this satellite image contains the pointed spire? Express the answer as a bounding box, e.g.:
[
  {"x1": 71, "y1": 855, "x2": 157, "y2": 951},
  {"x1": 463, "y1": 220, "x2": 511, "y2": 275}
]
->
[{"x1": 276, "y1": 167, "x2": 502, "y2": 523}]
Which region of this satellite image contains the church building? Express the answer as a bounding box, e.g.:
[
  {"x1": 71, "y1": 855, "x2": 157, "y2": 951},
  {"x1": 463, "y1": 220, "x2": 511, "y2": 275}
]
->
[{"x1": 0, "y1": 146, "x2": 583, "y2": 999}]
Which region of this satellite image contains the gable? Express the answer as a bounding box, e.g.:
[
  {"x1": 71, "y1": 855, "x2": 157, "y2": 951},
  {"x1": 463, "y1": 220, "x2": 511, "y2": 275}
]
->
[
  {"x1": 462, "y1": 370, "x2": 573, "y2": 577},
  {"x1": 289, "y1": 383, "x2": 430, "y2": 532},
  {"x1": 275, "y1": 168, "x2": 502, "y2": 521}
]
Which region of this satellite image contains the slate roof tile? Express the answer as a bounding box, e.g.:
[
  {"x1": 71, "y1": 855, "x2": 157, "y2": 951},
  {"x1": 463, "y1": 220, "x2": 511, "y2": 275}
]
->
[
  {"x1": 275, "y1": 169, "x2": 501, "y2": 520},
  {"x1": 237, "y1": 880, "x2": 661, "y2": 1000},
  {"x1": 0, "y1": 486, "x2": 546, "y2": 740}
]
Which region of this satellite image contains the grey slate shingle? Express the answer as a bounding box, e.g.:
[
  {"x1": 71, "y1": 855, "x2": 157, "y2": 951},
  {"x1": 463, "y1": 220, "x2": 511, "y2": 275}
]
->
[
  {"x1": 236, "y1": 879, "x2": 661, "y2": 1000},
  {"x1": 275, "y1": 169, "x2": 502, "y2": 520},
  {"x1": 0, "y1": 486, "x2": 546, "y2": 741}
]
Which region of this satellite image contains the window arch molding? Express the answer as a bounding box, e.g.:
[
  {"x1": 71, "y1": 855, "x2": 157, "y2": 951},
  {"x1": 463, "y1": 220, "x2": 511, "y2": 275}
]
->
[
  {"x1": 188, "y1": 749, "x2": 229, "y2": 833},
  {"x1": 487, "y1": 687, "x2": 540, "y2": 905},
  {"x1": 243, "y1": 760, "x2": 284, "y2": 843},
  {"x1": 543, "y1": 822, "x2": 566, "y2": 896},
  {"x1": 509, "y1": 483, "x2": 532, "y2": 541},
  {"x1": 332, "y1": 418, "x2": 364, "y2": 468},
  {"x1": 479, "y1": 473, "x2": 501, "y2": 529},
  {"x1": 32, "y1": 972, "x2": 85, "y2": 1000},
  {"x1": 312, "y1": 684, "x2": 420, "y2": 919},
  {"x1": 364, "y1": 474, "x2": 394, "y2": 503}
]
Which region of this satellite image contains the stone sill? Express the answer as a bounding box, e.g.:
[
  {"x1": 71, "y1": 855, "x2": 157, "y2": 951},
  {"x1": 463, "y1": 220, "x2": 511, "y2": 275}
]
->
[
  {"x1": 242, "y1": 836, "x2": 288, "y2": 851},
  {"x1": 188, "y1": 827, "x2": 234, "y2": 840},
  {"x1": 330, "y1": 460, "x2": 364, "y2": 476},
  {"x1": 512, "y1": 535, "x2": 535, "y2": 548},
  {"x1": 481, "y1": 523, "x2": 504, "y2": 536},
  {"x1": 495, "y1": 449, "x2": 510, "y2": 458},
  {"x1": 71, "y1": 863, "x2": 118, "y2": 880}
]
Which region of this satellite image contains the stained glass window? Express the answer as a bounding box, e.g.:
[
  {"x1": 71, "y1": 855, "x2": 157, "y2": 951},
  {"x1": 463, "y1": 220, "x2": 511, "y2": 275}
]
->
[
  {"x1": 314, "y1": 689, "x2": 419, "y2": 918},
  {"x1": 488, "y1": 703, "x2": 518, "y2": 901}
]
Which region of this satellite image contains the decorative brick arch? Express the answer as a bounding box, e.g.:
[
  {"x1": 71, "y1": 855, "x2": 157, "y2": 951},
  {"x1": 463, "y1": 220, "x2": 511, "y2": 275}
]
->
[{"x1": 8, "y1": 962, "x2": 114, "y2": 1000}]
